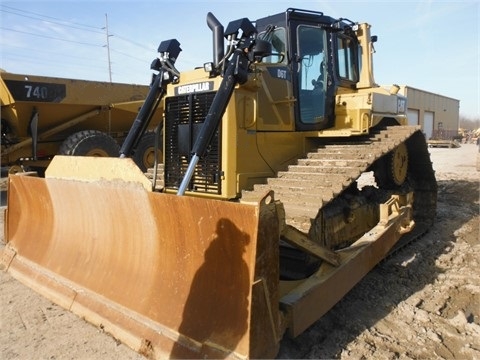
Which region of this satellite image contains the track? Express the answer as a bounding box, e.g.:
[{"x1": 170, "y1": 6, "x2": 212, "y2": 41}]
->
[{"x1": 242, "y1": 125, "x2": 437, "y2": 247}]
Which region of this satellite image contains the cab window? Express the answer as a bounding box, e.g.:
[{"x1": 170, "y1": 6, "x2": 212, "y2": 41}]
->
[
  {"x1": 259, "y1": 27, "x2": 286, "y2": 64},
  {"x1": 337, "y1": 36, "x2": 358, "y2": 82}
]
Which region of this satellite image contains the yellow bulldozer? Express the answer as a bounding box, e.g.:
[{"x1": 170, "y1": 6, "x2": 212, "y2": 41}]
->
[
  {"x1": 2, "y1": 8, "x2": 437, "y2": 359},
  {"x1": 1, "y1": 70, "x2": 162, "y2": 173}
]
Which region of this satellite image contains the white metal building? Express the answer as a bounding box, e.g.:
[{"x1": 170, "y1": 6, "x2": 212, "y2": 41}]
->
[{"x1": 395, "y1": 86, "x2": 460, "y2": 140}]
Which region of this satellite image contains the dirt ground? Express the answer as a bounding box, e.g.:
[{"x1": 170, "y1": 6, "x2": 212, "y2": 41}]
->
[{"x1": 1, "y1": 143, "x2": 479, "y2": 359}]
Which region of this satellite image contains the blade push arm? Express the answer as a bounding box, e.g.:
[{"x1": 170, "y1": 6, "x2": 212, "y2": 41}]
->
[{"x1": 120, "y1": 39, "x2": 181, "y2": 158}]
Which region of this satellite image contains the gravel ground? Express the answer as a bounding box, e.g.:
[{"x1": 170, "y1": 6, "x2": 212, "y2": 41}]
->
[{"x1": 1, "y1": 143, "x2": 479, "y2": 359}]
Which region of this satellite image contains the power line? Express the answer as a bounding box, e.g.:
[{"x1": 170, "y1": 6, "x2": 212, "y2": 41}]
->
[
  {"x1": 110, "y1": 49, "x2": 149, "y2": 63},
  {"x1": 0, "y1": 9, "x2": 104, "y2": 34},
  {"x1": 111, "y1": 33, "x2": 155, "y2": 52},
  {"x1": 2, "y1": 43, "x2": 106, "y2": 62},
  {"x1": 0, "y1": 27, "x2": 103, "y2": 47},
  {"x1": 2, "y1": 52, "x2": 107, "y2": 72},
  {"x1": 0, "y1": 4, "x2": 101, "y2": 30},
  {"x1": 1, "y1": 4, "x2": 154, "y2": 51},
  {"x1": 0, "y1": 5, "x2": 156, "y2": 81}
]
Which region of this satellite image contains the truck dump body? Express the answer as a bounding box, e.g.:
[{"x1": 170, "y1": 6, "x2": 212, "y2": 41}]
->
[{"x1": 1, "y1": 71, "x2": 162, "y2": 171}]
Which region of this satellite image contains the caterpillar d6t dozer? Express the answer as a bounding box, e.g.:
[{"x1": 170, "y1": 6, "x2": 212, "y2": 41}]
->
[{"x1": 2, "y1": 8, "x2": 437, "y2": 359}]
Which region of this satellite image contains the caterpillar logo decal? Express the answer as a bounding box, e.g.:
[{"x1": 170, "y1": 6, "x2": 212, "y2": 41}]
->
[{"x1": 175, "y1": 81, "x2": 214, "y2": 95}]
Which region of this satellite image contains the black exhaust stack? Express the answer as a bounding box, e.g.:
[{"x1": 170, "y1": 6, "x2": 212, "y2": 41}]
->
[{"x1": 207, "y1": 12, "x2": 224, "y2": 68}]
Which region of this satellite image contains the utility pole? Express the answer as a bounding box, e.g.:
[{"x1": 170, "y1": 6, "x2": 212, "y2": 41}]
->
[{"x1": 104, "y1": 13, "x2": 113, "y2": 82}]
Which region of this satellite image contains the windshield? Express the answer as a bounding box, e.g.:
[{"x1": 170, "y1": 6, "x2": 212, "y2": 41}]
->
[{"x1": 297, "y1": 25, "x2": 326, "y2": 124}]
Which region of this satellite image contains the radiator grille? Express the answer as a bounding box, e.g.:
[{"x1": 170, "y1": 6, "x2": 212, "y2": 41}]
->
[{"x1": 164, "y1": 91, "x2": 222, "y2": 194}]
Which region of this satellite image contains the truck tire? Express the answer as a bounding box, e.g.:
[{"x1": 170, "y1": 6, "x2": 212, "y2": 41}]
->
[
  {"x1": 132, "y1": 131, "x2": 163, "y2": 172},
  {"x1": 59, "y1": 130, "x2": 120, "y2": 157}
]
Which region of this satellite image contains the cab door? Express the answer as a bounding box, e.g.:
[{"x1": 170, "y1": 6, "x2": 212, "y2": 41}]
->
[{"x1": 291, "y1": 23, "x2": 330, "y2": 131}]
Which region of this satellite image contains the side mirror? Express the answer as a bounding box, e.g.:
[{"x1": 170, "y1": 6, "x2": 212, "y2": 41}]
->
[{"x1": 250, "y1": 39, "x2": 273, "y2": 61}]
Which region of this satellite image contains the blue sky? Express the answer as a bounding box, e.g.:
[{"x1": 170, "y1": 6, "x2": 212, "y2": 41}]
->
[{"x1": 1, "y1": 0, "x2": 478, "y2": 118}]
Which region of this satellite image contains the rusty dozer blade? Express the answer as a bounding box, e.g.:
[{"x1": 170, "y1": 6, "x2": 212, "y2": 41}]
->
[{"x1": 2, "y1": 156, "x2": 281, "y2": 359}]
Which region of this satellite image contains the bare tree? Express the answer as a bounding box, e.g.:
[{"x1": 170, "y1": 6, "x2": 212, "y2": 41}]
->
[{"x1": 459, "y1": 115, "x2": 480, "y2": 130}]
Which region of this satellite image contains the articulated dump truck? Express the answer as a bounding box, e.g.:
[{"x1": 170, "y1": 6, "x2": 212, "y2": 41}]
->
[
  {"x1": 2, "y1": 8, "x2": 437, "y2": 359},
  {"x1": 1, "y1": 70, "x2": 162, "y2": 173}
]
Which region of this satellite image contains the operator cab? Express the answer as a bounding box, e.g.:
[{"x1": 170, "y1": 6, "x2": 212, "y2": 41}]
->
[{"x1": 256, "y1": 8, "x2": 361, "y2": 131}]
